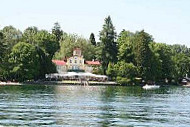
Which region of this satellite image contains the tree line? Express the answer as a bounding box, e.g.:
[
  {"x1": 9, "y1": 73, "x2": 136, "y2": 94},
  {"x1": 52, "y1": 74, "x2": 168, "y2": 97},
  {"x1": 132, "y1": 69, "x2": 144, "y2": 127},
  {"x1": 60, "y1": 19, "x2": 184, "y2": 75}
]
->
[{"x1": 0, "y1": 16, "x2": 190, "y2": 84}]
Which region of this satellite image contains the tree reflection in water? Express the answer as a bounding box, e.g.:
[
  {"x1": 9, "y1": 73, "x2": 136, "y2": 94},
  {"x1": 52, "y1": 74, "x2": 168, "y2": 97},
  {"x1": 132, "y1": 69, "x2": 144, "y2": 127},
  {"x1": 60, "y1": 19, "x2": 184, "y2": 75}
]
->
[{"x1": 0, "y1": 85, "x2": 187, "y2": 126}]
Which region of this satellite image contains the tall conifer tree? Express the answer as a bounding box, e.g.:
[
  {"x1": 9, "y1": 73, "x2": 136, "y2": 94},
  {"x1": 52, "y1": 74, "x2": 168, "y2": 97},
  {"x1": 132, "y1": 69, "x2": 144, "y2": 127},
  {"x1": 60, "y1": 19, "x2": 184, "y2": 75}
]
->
[
  {"x1": 52, "y1": 22, "x2": 63, "y2": 42},
  {"x1": 134, "y1": 30, "x2": 153, "y2": 81},
  {"x1": 89, "y1": 33, "x2": 96, "y2": 46},
  {"x1": 99, "y1": 16, "x2": 118, "y2": 74}
]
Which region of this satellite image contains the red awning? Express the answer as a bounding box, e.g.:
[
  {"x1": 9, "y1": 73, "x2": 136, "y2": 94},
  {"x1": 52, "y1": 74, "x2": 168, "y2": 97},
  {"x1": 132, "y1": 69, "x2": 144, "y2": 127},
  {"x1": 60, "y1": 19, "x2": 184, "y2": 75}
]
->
[
  {"x1": 52, "y1": 60, "x2": 66, "y2": 66},
  {"x1": 85, "y1": 61, "x2": 101, "y2": 65}
]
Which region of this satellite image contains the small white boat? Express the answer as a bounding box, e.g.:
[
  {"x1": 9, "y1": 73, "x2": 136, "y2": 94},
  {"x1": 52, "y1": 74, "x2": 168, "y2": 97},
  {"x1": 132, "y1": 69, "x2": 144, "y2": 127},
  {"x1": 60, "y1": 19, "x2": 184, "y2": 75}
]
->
[
  {"x1": 0, "y1": 82, "x2": 20, "y2": 85},
  {"x1": 143, "y1": 84, "x2": 160, "y2": 90},
  {"x1": 0, "y1": 82, "x2": 6, "y2": 85}
]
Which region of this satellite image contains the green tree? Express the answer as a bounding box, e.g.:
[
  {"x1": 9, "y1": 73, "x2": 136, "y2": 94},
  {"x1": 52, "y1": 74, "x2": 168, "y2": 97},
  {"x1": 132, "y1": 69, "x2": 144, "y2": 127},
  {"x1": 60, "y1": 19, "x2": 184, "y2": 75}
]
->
[
  {"x1": 89, "y1": 33, "x2": 96, "y2": 46},
  {"x1": 106, "y1": 62, "x2": 117, "y2": 80},
  {"x1": 0, "y1": 32, "x2": 7, "y2": 80},
  {"x1": 1, "y1": 26, "x2": 22, "y2": 50},
  {"x1": 0, "y1": 32, "x2": 6, "y2": 62},
  {"x1": 117, "y1": 30, "x2": 135, "y2": 63},
  {"x1": 99, "y1": 16, "x2": 118, "y2": 74},
  {"x1": 170, "y1": 44, "x2": 190, "y2": 56},
  {"x1": 52, "y1": 22, "x2": 63, "y2": 42},
  {"x1": 133, "y1": 30, "x2": 153, "y2": 81},
  {"x1": 172, "y1": 53, "x2": 190, "y2": 81},
  {"x1": 34, "y1": 30, "x2": 60, "y2": 59},
  {"x1": 151, "y1": 43, "x2": 174, "y2": 81},
  {"x1": 114, "y1": 61, "x2": 138, "y2": 85},
  {"x1": 149, "y1": 43, "x2": 163, "y2": 82},
  {"x1": 32, "y1": 30, "x2": 59, "y2": 78},
  {"x1": 54, "y1": 34, "x2": 95, "y2": 60},
  {"x1": 35, "y1": 46, "x2": 56, "y2": 79},
  {"x1": 22, "y1": 26, "x2": 38, "y2": 44},
  {"x1": 23, "y1": 28, "x2": 59, "y2": 79},
  {"x1": 8, "y1": 42, "x2": 40, "y2": 81}
]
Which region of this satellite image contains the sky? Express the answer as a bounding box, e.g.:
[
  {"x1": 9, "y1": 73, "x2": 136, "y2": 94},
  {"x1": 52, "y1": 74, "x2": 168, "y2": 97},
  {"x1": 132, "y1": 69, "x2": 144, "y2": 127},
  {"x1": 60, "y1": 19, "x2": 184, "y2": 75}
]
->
[{"x1": 0, "y1": 0, "x2": 190, "y2": 47}]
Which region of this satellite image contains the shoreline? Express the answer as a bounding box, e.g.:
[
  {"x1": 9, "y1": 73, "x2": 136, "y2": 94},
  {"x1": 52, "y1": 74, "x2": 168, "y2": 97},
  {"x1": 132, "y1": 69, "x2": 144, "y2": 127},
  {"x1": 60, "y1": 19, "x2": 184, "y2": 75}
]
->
[
  {"x1": 0, "y1": 81, "x2": 184, "y2": 86},
  {"x1": 0, "y1": 81, "x2": 119, "y2": 86},
  {"x1": 23, "y1": 80, "x2": 120, "y2": 86}
]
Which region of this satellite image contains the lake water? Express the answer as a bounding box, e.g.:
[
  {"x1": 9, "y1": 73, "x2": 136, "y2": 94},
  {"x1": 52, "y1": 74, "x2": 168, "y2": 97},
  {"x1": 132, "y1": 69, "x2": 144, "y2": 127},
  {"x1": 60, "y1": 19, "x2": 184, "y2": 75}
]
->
[{"x1": 0, "y1": 85, "x2": 190, "y2": 127}]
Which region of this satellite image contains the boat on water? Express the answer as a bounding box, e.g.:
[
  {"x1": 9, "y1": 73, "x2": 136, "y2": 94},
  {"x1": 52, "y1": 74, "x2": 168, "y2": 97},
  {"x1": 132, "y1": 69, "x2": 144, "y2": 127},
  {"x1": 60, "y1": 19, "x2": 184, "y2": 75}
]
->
[
  {"x1": 0, "y1": 82, "x2": 20, "y2": 85},
  {"x1": 0, "y1": 82, "x2": 6, "y2": 85},
  {"x1": 142, "y1": 84, "x2": 160, "y2": 90},
  {"x1": 181, "y1": 78, "x2": 190, "y2": 86}
]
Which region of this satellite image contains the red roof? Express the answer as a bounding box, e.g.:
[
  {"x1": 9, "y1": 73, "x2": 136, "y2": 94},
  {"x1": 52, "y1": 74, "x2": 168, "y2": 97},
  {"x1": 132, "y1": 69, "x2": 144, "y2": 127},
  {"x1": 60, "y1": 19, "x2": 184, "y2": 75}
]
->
[
  {"x1": 85, "y1": 61, "x2": 101, "y2": 65},
  {"x1": 52, "y1": 60, "x2": 66, "y2": 66}
]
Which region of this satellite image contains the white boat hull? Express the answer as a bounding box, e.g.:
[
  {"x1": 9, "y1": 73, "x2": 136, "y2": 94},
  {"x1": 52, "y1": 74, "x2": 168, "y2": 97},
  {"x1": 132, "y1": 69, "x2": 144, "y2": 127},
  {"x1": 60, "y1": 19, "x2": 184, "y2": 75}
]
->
[
  {"x1": 143, "y1": 85, "x2": 160, "y2": 90},
  {"x1": 0, "y1": 82, "x2": 20, "y2": 85}
]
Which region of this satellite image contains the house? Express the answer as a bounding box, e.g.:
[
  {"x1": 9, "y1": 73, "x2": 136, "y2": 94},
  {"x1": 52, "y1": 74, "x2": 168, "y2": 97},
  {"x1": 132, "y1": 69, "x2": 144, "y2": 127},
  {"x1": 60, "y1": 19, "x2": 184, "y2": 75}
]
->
[{"x1": 52, "y1": 48, "x2": 101, "y2": 73}]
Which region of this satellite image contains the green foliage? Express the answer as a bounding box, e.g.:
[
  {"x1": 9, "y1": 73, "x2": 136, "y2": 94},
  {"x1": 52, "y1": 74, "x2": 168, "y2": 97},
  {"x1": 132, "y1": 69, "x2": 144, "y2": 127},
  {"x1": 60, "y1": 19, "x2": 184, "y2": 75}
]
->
[
  {"x1": 94, "y1": 42, "x2": 103, "y2": 61},
  {"x1": 99, "y1": 16, "x2": 118, "y2": 74},
  {"x1": 0, "y1": 32, "x2": 6, "y2": 62},
  {"x1": 8, "y1": 42, "x2": 40, "y2": 81},
  {"x1": 54, "y1": 34, "x2": 95, "y2": 60},
  {"x1": 34, "y1": 30, "x2": 60, "y2": 58},
  {"x1": 114, "y1": 61, "x2": 138, "y2": 85},
  {"x1": 22, "y1": 26, "x2": 38, "y2": 44},
  {"x1": 35, "y1": 46, "x2": 57, "y2": 79},
  {"x1": 89, "y1": 33, "x2": 96, "y2": 46},
  {"x1": 0, "y1": 32, "x2": 10, "y2": 81},
  {"x1": 115, "y1": 61, "x2": 138, "y2": 79},
  {"x1": 0, "y1": 32, "x2": 7, "y2": 80},
  {"x1": 170, "y1": 44, "x2": 190, "y2": 81},
  {"x1": 148, "y1": 43, "x2": 162, "y2": 81},
  {"x1": 92, "y1": 66, "x2": 103, "y2": 74},
  {"x1": 150, "y1": 43, "x2": 174, "y2": 81},
  {"x1": 52, "y1": 22, "x2": 63, "y2": 42},
  {"x1": 117, "y1": 30, "x2": 135, "y2": 63},
  {"x1": 1, "y1": 26, "x2": 22, "y2": 51},
  {"x1": 116, "y1": 76, "x2": 132, "y2": 85},
  {"x1": 22, "y1": 28, "x2": 59, "y2": 79},
  {"x1": 1, "y1": 18, "x2": 190, "y2": 84},
  {"x1": 133, "y1": 30, "x2": 153, "y2": 81},
  {"x1": 172, "y1": 53, "x2": 190, "y2": 80},
  {"x1": 170, "y1": 44, "x2": 190, "y2": 56},
  {"x1": 116, "y1": 29, "x2": 178, "y2": 84},
  {"x1": 106, "y1": 62, "x2": 116, "y2": 80}
]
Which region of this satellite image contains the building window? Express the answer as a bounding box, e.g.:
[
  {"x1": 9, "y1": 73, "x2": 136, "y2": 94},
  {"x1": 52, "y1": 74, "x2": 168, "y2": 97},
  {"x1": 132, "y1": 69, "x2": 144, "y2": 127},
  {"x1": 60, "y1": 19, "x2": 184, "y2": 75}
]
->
[
  {"x1": 80, "y1": 60, "x2": 82, "y2": 63},
  {"x1": 70, "y1": 60, "x2": 72, "y2": 63},
  {"x1": 75, "y1": 60, "x2": 77, "y2": 63}
]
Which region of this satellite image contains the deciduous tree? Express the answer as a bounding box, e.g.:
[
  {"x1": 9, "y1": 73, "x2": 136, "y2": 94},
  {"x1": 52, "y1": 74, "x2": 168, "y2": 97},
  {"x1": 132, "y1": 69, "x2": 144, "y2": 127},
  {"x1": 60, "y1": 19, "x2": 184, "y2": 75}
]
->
[
  {"x1": 22, "y1": 26, "x2": 38, "y2": 44},
  {"x1": 8, "y1": 42, "x2": 40, "y2": 81},
  {"x1": 1, "y1": 26, "x2": 22, "y2": 50}
]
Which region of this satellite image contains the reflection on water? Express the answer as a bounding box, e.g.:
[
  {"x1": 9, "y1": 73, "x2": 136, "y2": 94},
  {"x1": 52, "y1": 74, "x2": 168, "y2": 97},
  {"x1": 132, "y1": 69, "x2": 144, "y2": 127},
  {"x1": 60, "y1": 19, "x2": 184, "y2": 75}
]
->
[{"x1": 0, "y1": 85, "x2": 189, "y2": 126}]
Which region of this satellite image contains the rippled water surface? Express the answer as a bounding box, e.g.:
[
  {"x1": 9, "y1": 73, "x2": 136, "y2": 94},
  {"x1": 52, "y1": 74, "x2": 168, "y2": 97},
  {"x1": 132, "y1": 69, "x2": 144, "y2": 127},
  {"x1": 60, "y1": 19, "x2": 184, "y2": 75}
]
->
[{"x1": 0, "y1": 85, "x2": 190, "y2": 126}]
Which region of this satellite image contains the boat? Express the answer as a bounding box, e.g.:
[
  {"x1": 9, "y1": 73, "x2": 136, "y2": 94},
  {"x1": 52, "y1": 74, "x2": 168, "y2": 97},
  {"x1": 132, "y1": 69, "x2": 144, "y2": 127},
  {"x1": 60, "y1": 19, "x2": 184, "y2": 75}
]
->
[
  {"x1": 182, "y1": 80, "x2": 190, "y2": 87},
  {"x1": 0, "y1": 82, "x2": 20, "y2": 85},
  {"x1": 142, "y1": 84, "x2": 160, "y2": 90},
  {"x1": 181, "y1": 79, "x2": 187, "y2": 85},
  {"x1": 0, "y1": 82, "x2": 6, "y2": 85}
]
